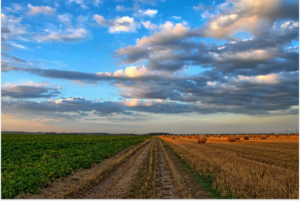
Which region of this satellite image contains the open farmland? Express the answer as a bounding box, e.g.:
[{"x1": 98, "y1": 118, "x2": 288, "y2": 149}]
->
[
  {"x1": 159, "y1": 135, "x2": 299, "y2": 199},
  {"x1": 1, "y1": 134, "x2": 299, "y2": 199},
  {"x1": 1, "y1": 134, "x2": 151, "y2": 198}
]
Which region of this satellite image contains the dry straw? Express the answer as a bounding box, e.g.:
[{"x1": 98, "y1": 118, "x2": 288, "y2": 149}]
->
[
  {"x1": 227, "y1": 135, "x2": 236, "y2": 142},
  {"x1": 260, "y1": 135, "x2": 266, "y2": 139},
  {"x1": 197, "y1": 134, "x2": 206, "y2": 143}
]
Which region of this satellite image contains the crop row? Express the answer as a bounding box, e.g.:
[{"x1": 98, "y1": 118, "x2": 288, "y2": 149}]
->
[{"x1": 1, "y1": 134, "x2": 151, "y2": 198}]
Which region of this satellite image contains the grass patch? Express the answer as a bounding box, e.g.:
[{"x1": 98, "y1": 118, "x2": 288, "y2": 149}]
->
[{"x1": 160, "y1": 139, "x2": 233, "y2": 199}]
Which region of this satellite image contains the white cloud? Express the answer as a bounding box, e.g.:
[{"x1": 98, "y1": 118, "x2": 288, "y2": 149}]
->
[
  {"x1": 67, "y1": 0, "x2": 88, "y2": 9},
  {"x1": 142, "y1": 21, "x2": 159, "y2": 29},
  {"x1": 115, "y1": 5, "x2": 132, "y2": 11},
  {"x1": 172, "y1": 16, "x2": 181, "y2": 20},
  {"x1": 281, "y1": 21, "x2": 299, "y2": 29},
  {"x1": 9, "y1": 41, "x2": 27, "y2": 49},
  {"x1": 67, "y1": 0, "x2": 103, "y2": 9},
  {"x1": 193, "y1": 3, "x2": 204, "y2": 10},
  {"x1": 94, "y1": 15, "x2": 114, "y2": 26},
  {"x1": 27, "y1": 4, "x2": 56, "y2": 15},
  {"x1": 138, "y1": 9, "x2": 158, "y2": 17},
  {"x1": 201, "y1": 0, "x2": 298, "y2": 39},
  {"x1": 58, "y1": 14, "x2": 73, "y2": 27},
  {"x1": 138, "y1": 21, "x2": 190, "y2": 45},
  {"x1": 94, "y1": 15, "x2": 137, "y2": 33},
  {"x1": 1, "y1": 13, "x2": 7, "y2": 19},
  {"x1": 2, "y1": 81, "x2": 50, "y2": 88},
  {"x1": 35, "y1": 28, "x2": 89, "y2": 42}
]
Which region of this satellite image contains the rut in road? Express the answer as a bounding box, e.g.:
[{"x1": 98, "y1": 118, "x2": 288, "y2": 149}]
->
[
  {"x1": 80, "y1": 137, "x2": 155, "y2": 198},
  {"x1": 80, "y1": 137, "x2": 207, "y2": 199}
]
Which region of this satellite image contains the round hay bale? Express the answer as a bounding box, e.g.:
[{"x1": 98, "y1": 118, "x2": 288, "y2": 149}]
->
[
  {"x1": 235, "y1": 135, "x2": 240, "y2": 140},
  {"x1": 205, "y1": 135, "x2": 207, "y2": 141},
  {"x1": 189, "y1": 136, "x2": 191, "y2": 139},
  {"x1": 253, "y1": 135, "x2": 256, "y2": 138},
  {"x1": 244, "y1": 135, "x2": 249, "y2": 140},
  {"x1": 197, "y1": 134, "x2": 206, "y2": 143},
  {"x1": 227, "y1": 135, "x2": 236, "y2": 142},
  {"x1": 260, "y1": 135, "x2": 266, "y2": 139},
  {"x1": 286, "y1": 134, "x2": 290, "y2": 137},
  {"x1": 266, "y1": 134, "x2": 270, "y2": 137}
]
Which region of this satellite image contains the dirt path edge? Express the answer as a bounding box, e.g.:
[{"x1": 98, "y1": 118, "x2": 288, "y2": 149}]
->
[{"x1": 16, "y1": 138, "x2": 153, "y2": 199}]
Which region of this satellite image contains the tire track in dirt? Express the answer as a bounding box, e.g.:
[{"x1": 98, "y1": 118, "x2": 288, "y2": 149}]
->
[
  {"x1": 80, "y1": 137, "x2": 155, "y2": 198},
  {"x1": 156, "y1": 138, "x2": 180, "y2": 198},
  {"x1": 159, "y1": 138, "x2": 208, "y2": 199},
  {"x1": 121, "y1": 137, "x2": 180, "y2": 199}
]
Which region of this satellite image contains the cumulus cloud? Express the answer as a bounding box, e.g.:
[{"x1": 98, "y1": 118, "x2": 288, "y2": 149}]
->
[
  {"x1": 94, "y1": 15, "x2": 137, "y2": 33},
  {"x1": 27, "y1": 4, "x2": 56, "y2": 15},
  {"x1": 137, "y1": 9, "x2": 158, "y2": 17},
  {"x1": 201, "y1": 0, "x2": 299, "y2": 39},
  {"x1": 3, "y1": 62, "x2": 298, "y2": 116},
  {"x1": 2, "y1": 0, "x2": 298, "y2": 122}
]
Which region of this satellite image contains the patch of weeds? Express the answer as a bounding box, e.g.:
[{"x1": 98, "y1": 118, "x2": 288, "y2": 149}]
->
[{"x1": 159, "y1": 139, "x2": 233, "y2": 199}]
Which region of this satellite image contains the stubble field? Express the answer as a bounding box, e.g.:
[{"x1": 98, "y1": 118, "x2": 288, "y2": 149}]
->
[{"x1": 160, "y1": 135, "x2": 299, "y2": 198}]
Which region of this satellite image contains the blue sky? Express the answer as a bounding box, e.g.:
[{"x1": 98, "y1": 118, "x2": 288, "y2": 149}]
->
[{"x1": 1, "y1": 0, "x2": 299, "y2": 133}]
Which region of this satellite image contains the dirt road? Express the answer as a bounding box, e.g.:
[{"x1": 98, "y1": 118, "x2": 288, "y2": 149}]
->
[
  {"x1": 79, "y1": 137, "x2": 207, "y2": 199},
  {"x1": 18, "y1": 137, "x2": 207, "y2": 199}
]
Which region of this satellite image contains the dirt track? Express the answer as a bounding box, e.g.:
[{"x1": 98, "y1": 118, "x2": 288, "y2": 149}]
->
[
  {"x1": 79, "y1": 137, "x2": 207, "y2": 199},
  {"x1": 18, "y1": 137, "x2": 207, "y2": 199}
]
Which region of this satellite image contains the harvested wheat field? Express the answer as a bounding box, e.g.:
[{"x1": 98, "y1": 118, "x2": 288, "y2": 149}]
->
[{"x1": 159, "y1": 135, "x2": 299, "y2": 199}]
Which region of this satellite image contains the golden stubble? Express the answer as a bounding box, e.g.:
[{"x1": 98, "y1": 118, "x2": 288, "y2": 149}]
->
[{"x1": 160, "y1": 136, "x2": 299, "y2": 198}]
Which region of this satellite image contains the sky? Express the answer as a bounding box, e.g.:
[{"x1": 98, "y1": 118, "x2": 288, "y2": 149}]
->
[{"x1": 1, "y1": 0, "x2": 299, "y2": 134}]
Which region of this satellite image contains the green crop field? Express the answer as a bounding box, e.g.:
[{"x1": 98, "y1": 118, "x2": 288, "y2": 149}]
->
[{"x1": 1, "y1": 134, "x2": 151, "y2": 198}]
